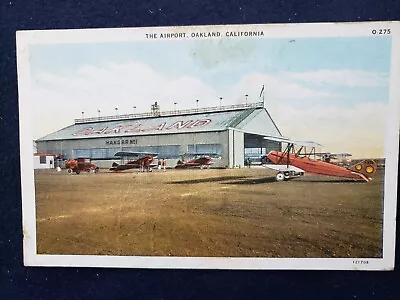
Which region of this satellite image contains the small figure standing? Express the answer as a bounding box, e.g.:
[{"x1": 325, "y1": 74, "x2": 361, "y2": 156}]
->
[
  {"x1": 144, "y1": 158, "x2": 151, "y2": 172},
  {"x1": 158, "y1": 160, "x2": 162, "y2": 171},
  {"x1": 162, "y1": 159, "x2": 166, "y2": 172}
]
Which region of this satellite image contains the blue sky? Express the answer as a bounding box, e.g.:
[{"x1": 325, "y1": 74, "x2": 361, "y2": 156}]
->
[
  {"x1": 30, "y1": 36, "x2": 391, "y2": 95},
  {"x1": 29, "y1": 35, "x2": 392, "y2": 157}
]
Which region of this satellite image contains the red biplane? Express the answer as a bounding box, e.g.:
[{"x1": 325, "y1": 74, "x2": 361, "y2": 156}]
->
[
  {"x1": 175, "y1": 153, "x2": 217, "y2": 169},
  {"x1": 109, "y1": 151, "x2": 158, "y2": 172},
  {"x1": 262, "y1": 136, "x2": 377, "y2": 182}
]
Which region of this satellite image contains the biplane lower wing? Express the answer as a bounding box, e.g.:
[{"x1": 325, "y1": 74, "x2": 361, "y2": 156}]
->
[
  {"x1": 175, "y1": 154, "x2": 214, "y2": 169},
  {"x1": 263, "y1": 164, "x2": 305, "y2": 173},
  {"x1": 180, "y1": 161, "x2": 213, "y2": 166},
  {"x1": 109, "y1": 162, "x2": 158, "y2": 171},
  {"x1": 175, "y1": 161, "x2": 213, "y2": 168},
  {"x1": 110, "y1": 151, "x2": 158, "y2": 172},
  {"x1": 263, "y1": 163, "x2": 305, "y2": 181}
]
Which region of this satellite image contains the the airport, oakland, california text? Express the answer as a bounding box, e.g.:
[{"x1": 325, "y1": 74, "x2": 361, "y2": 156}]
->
[{"x1": 145, "y1": 31, "x2": 264, "y2": 39}]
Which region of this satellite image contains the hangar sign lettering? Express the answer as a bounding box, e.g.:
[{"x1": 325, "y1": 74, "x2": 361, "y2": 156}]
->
[
  {"x1": 72, "y1": 119, "x2": 212, "y2": 136},
  {"x1": 105, "y1": 139, "x2": 137, "y2": 146}
]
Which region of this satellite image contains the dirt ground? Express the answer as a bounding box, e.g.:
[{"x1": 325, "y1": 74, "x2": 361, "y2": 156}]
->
[{"x1": 34, "y1": 167, "x2": 384, "y2": 258}]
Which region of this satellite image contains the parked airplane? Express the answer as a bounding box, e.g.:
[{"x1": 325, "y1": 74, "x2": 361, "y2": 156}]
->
[
  {"x1": 314, "y1": 152, "x2": 352, "y2": 164},
  {"x1": 109, "y1": 151, "x2": 158, "y2": 172},
  {"x1": 175, "y1": 152, "x2": 218, "y2": 169},
  {"x1": 262, "y1": 136, "x2": 377, "y2": 182}
]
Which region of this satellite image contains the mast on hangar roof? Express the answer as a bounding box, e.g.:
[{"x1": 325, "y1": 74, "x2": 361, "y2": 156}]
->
[{"x1": 151, "y1": 101, "x2": 160, "y2": 117}]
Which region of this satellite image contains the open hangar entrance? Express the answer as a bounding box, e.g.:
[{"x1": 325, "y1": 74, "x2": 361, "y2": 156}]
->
[
  {"x1": 244, "y1": 133, "x2": 281, "y2": 165},
  {"x1": 228, "y1": 129, "x2": 281, "y2": 168}
]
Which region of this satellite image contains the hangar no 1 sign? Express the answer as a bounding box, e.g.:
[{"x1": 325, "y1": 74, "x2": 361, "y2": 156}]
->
[
  {"x1": 72, "y1": 119, "x2": 212, "y2": 137},
  {"x1": 105, "y1": 139, "x2": 138, "y2": 146}
]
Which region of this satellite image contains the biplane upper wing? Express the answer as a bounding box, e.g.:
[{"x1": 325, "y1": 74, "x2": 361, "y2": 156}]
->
[
  {"x1": 114, "y1": 151, "x2": 159, "y2": 157},
  {"x1": 263, "y1": 135, "x2": 323, "y2": 148},
  {"x1": 314, "y1": 152, "x2": 352, "y2": 156},
  {"x1": 184, "y1": 152, "x2": 220, "y2": 158},
  {"x1": 313, "y1": 152, "x2": 352, "y2": 159}
]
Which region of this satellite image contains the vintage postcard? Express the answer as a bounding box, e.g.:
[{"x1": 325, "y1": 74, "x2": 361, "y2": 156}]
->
[{"x1": 17, "y1": 21, "x2": 399, "y2": 270}]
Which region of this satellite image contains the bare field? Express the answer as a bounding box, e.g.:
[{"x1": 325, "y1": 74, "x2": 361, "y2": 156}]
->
[{"x1": 34, "y1": 167, "x2": 384, "y2": 258}]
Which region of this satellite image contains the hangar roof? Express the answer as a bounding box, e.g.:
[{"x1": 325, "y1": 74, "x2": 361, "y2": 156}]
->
[{"x1": 37, "y1": 107, "x2": 281, "y2": 141}]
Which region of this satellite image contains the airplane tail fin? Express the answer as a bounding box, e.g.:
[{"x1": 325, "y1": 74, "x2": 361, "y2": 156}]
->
[{"x1": 348, "y1": 159, "x2": 377, "y2": 181}]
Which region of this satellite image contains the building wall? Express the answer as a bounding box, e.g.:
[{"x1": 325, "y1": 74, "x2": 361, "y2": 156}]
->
[
  {"x1": 236, "y1": 108, "x2": 282, "y2": 137},
  {"x1": 33, "y1": 155, "x2": 54, "y2": 169},
  {"x1": 36, "y1": 130, "x2": 279, "y2": 169},
  {"x1": 36, "y1": 131, "x2": 229, "y2": 168}
]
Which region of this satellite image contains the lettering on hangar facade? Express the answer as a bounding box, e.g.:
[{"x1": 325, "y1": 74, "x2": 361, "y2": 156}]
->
[{"x1": 72, "y1": 119, "x2": 213, "y2": 141}]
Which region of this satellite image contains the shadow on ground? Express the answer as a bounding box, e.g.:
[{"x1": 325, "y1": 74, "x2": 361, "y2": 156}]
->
[
  {"x1": 224, "y1": 176, "x2": 367, "y2": 185},
  {"x1": 296, "y1": 178, "x2": 366, "y2": 183},
  {"x1": 169, "y1": 176, "x2": 248, "y2": 184},
  {"x1": 224, "y1": 176, "x2": 277, "y2": 185}
]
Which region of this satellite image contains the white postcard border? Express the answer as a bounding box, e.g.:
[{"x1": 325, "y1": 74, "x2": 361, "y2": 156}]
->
[{"x1": 17, "y1": 21, "x2": 400, "y2": 270}]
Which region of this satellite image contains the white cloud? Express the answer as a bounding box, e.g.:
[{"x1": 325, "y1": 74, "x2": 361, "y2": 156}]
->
[
  {"x1": 216, "y1": 72, "x2": 334, "y2": 105},
  {"x1": 284, "y1": 69, "x2": 389, "y2": 87},
  {"x1": 32, "y1": 62, "x2": 221, "y2": 138},
  {"x1": 33, "y1": 64, "x2": 339, "y2": 126},
  {"x1": 31, "y1": 62, "x2": 388, "y2": 158},
  {"x1": 32, "y1": 88, "x2": 79, "y2": 139},
  {"x1": 268, "y1": 102, "x2": 388, "y2": 158}
]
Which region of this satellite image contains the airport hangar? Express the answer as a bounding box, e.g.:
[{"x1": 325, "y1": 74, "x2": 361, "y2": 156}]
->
[{"x1": 35, "y1": 102, "x2": 282, "y2": 169}]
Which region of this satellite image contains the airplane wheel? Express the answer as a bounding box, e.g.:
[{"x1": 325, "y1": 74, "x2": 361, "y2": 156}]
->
[
  {"x1": 67, "y1": 169, "x2": 72, "y2": 174},
  {"x1": 86, "y1": 168, "x2": 91, "y2": 173},
  {"x1": 75, "y1": 169, "x2": 80, "y2": 174},
  {"x1": 276, "y1": 172, "x2": 285, "y2": 182}
]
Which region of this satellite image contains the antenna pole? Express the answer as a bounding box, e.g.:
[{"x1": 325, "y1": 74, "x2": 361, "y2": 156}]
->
[
  {"x1": 263, "y1": 85, "x2": 265, "y2": 107},
  {"x1": 259, "y1": 84, "x2": 265, "y2": 107}
]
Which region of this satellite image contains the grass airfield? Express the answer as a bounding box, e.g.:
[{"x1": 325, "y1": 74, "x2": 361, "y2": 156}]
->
[{"x1": 34, "y1": 166, "x2": 384, "y2": 258}]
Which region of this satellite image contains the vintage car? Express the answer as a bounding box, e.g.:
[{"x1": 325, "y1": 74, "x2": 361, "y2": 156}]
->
[{"x1": 67, "y1": 157, "x2": 99, "y2": 174}]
